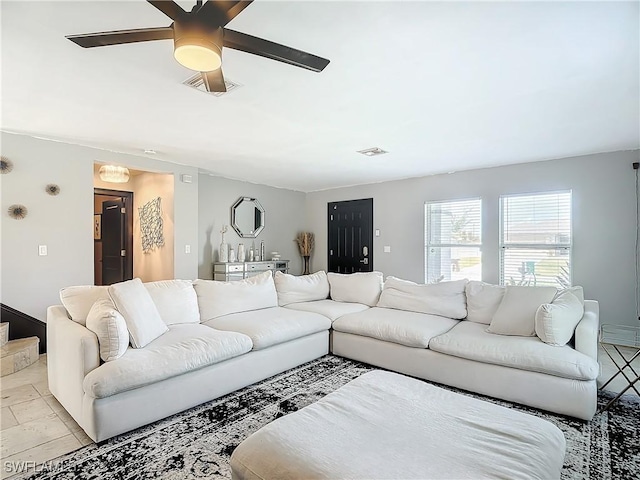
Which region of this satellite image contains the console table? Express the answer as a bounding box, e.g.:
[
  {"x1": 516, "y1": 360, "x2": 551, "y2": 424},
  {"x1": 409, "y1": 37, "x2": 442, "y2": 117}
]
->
[{"x1": 213, "y1": 260, "x2": 289, "y2": 281}]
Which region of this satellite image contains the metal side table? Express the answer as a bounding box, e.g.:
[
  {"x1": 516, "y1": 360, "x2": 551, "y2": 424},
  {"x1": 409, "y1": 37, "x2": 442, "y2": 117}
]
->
[{"x1": 598, "y1": 324, "x2": 640, "y2": 411}]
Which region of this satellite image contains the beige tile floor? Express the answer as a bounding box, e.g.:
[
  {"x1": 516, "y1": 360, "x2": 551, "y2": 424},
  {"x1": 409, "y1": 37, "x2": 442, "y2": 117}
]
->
[
  {"x1": 1, "y1": 348, "x2": 639, "y2": 479},
  {"x1": 1, "y1": 355, "x2": 92, "y2": 479}
]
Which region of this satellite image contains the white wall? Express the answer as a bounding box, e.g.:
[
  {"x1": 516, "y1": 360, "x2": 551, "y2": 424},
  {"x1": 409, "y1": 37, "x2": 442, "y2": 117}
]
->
[
  {"x1": 305, "y1": 150, "x2": 640, "y2": 328},
  {"x1": 198, "y1": 174, "x2": 306, "y2": 279},
  {"x1": 0, "y1": 132, "x2": 199, "y2": 321}
]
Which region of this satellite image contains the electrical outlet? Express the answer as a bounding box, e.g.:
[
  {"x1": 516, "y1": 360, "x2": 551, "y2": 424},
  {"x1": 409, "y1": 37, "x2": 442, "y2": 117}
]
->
[
  {"x1": 633, "y1": 162, "x2": 639, "y2": 170},
  {"x1": 383, "y1": 246, "x2": 391, "y2": 253},
  {"x1": 375, "y1": 229, "x2": 380, "y2": 237},
  {"x1": 38, "y1": 245, "x2": 47, "y2": 256},
  {"x1": 185, "y1": 245, "x2": 191, "y2": 254}
]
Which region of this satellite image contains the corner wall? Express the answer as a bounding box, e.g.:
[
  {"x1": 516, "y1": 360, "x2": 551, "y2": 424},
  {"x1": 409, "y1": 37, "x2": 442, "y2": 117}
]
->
[
  {"x1": 305, "y1": 150, "x2": 640, "y2": 328},
  {"x1": 0, "y1": 132, "x2": 199, "y2": 321}
]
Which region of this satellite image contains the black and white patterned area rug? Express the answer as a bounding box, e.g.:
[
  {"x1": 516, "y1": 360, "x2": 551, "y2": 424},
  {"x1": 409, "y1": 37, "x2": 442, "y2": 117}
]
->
[{"x1": 16, "y1": 355, "x2": 640, "y2": 480}]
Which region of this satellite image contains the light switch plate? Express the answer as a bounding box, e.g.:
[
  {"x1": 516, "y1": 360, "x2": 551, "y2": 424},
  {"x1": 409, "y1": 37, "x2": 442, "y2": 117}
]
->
[
  {"x1": 38, "y1": 245, "x2": 48, "y2": 256},
  {"x1": 383, "y1": 246, "x2": 391, "y2": 253},
  {"x1": 375, "y1": 229, "x2": 380, "y2": 237}
]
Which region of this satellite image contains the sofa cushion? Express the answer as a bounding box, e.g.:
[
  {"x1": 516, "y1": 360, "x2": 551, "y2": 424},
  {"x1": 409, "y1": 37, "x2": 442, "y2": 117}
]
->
[
  {"x1": 535, "y1": 287, "x2": 585, "y2": 346},
  {"x1": 85, "y1": 299, "x2": 129, "y2": 362},
  {"x1": 194, "y1": 271, "x2": 278, "y2": 321},
  {"x1": 109, "y1": 278, "x2": 169, "y2": 348},
  {"x1": 274, "y1": 271, "x2": 330, "y2": 306},
  {"x1": 284, "y1": 299, "x2": 370, "y2": 322},
  {"x1": 429, "y1": 321, "x2": 598, "y2": 381},
  {"x1": 465, "y1": 281, "x2": 505, "y2": 324},
  {"x1": 145, "y1": 279, "x2": 200, "y2": 325},
  {"x1": 487, "y1": 286, "x2": 557, "y2": 337},
  {"x1": 203, "y1": 307, "x2": 331, "y2": 351},
  {"x1": 83, "y1": 324, "x2": 253, "y2": 399},
  {"x1": 327, "y1": 271, "x2": 384, "y2": 307},
  {"x1": 59, "y1": 285, "x2": 109, "y2": 326},
  {"x1": 333, "y1": 307, "x2": 459, "y2": 348},
  {"x1": 377, "y1": 277, "x2": 468, "y2": 319}
]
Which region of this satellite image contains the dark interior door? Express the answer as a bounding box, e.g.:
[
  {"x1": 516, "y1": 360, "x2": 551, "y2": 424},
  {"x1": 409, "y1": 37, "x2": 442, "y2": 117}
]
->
[
  {"x1": 102, "y1": 199, "x2": 125, "y2": 285},
  {"x1": 328, "y1": 198, "x2": 373, "y2": 273}
]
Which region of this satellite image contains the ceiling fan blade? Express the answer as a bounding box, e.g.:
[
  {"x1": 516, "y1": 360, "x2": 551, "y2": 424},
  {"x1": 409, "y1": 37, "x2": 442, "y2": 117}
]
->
[
  {"x1": 223, "y1": 29, "x2": 330, "y2": 72},
  {"x1": 66, "y1": 27, "x2": 174, "y2": 48},
  {"x1": 197, "y1": 1, "x2": 254, "y2": 27},
  {"x1": 202, "y1": 69, "x2": 227, "y2": 93},
  {"x1": 147, "y1": 0, "x2": 186, "y2": 20}
]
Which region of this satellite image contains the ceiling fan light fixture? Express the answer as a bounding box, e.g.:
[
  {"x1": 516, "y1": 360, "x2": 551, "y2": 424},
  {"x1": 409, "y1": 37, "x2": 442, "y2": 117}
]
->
[
  {"x1": 99, "y1": 165, "x2": 130, "y2": 183},
  {"x1": 174, "y1": 43, "x2": 221, "y2": 72},
  {"x1": 173, "y1": 22, "x2": 222, "y2": 72}
]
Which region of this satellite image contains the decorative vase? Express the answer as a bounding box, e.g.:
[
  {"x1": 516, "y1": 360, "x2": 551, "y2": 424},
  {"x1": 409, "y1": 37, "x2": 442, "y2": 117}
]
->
[
  {"x1": 302, "y1": 256, "x2": 311, "y2": 275},
  {"x1": 219, "y1": 243, "x2": 228, "y2": 263},
  {"x1": 237, "y1": 243, "x2": 245, "y2": 262},
  {"x1": 229, "y1": 248, "x2": 236, "y2": 263}
]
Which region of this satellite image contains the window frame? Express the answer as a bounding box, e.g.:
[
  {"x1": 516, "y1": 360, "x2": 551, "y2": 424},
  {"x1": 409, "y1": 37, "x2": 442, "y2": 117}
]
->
[
  {"x1": 424, "y1": 197, "x2": 483, "y2": 283},
  {"x1": 499, "y1": 190, "x2": 573, "y2": 287}
]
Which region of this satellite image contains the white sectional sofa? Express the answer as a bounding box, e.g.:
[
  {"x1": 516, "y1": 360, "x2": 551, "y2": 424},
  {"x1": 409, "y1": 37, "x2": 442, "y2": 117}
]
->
[
  {"x1": 48, "y1": 272, "x2": 330, "y2": 442},
  {"x1": 278, "y1": 272, "x2": 600, "y2": 420},
  {"x1": 48, "y1": 269, "x2": 600, "y2": 442}
]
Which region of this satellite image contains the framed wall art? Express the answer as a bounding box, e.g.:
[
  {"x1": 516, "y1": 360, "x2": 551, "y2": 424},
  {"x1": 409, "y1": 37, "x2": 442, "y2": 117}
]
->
[{"x1": 94, "y1": 214, "x2": 102, "y2": 240}]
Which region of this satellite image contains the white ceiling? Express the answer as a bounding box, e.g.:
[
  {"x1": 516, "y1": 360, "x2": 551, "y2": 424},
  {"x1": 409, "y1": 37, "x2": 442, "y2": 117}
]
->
[{"x1": 1, "y1": 0, "x2": 638, "y2": 192}]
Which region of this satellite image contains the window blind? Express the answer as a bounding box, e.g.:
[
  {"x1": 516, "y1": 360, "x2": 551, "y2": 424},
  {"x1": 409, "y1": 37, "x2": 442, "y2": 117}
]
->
[{"x1": 500, "y1": 191, "x2": 572, "y2": 287}]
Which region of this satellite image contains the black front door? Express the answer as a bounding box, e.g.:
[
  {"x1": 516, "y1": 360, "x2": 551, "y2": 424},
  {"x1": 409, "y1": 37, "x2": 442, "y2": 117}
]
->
[
  {"x1": 328, "y1": 198, "x2": 374, "y2": 273},
  {"x1": 102, "y1": 199, "x2": 126, "y2": 285}
]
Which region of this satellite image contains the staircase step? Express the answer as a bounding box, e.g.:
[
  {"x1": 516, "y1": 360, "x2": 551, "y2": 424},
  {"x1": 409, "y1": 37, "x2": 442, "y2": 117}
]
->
[
  {"x1": 0, "y1": 322, "x2": 8, "y2": 347},
  {"x1": 1, "y1": 336, "x2": 40, "y2": 376}
]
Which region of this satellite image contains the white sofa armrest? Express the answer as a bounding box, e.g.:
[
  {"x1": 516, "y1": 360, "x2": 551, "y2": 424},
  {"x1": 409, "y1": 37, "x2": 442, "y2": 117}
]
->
[
  {"x1": 47, "y1": 305, "x2": 100, "y2": 423},
  {"x1": 574, "y1": 300, "x2": 599, "y2": 361}
]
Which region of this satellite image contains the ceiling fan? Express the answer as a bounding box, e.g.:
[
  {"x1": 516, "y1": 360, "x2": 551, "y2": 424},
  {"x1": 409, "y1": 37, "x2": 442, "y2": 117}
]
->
[{"x1": 66, "y1": 0, "x2": 330, "y2": 93}]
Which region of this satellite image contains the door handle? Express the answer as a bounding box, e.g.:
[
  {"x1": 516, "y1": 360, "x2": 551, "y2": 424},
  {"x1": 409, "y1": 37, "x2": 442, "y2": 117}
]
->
[{"x1": 359, "y1": 258, "x2": 369, "y2": 265}]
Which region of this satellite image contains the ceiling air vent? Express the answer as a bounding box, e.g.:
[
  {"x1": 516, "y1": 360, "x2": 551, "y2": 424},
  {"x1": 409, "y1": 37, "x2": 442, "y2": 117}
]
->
[
  {"x1": 357, "y1": 147, "x2": 388, "y2": 156},
  {"x1": 182, "y1": 73, "x2": 242, "y2": 97}
]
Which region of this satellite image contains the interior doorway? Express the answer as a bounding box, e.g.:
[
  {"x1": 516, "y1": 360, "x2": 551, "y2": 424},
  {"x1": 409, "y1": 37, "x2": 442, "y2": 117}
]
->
[
  {"x1": 327, "y1": 198, "x2": 374, "y2": 273},
  {"x1": 94, "y1": 189, "x2": 133, "y2": 285}
]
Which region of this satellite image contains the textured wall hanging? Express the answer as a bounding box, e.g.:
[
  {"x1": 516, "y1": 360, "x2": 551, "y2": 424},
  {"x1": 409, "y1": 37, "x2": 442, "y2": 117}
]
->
[
  {"x1": 139, "y1": 197, "x2": 164, "y2": 253},
  {"x1": 8, "y1": 204, "x2": 28, "y2": 219},
  {"x1": 45, "y1": 184, "x2": 61, "y2": 196},
  {"x1": 0, "y1": 157, "x2": 14, "y2": 174}
]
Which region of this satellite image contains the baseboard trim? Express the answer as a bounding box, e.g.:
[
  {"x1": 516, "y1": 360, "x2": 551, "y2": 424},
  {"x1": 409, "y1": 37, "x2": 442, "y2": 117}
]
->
[{"x1": 1, "y1": 304, "x2": 46, "y2": 353}]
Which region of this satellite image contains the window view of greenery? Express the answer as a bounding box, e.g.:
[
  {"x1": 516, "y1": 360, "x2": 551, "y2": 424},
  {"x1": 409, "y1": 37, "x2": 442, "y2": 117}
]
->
[
  {"x1": 425, "y1": 198, "x2": 482, "y2": 283},
  {"x1": 500, "y1": 191, "x2": 572, "y2": 288}
]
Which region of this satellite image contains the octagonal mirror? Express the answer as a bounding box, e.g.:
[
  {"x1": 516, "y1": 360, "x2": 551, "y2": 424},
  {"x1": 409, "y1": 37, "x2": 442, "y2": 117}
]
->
[{"x1": 231, "y1": 197, "x2": 265, "y2": 238}]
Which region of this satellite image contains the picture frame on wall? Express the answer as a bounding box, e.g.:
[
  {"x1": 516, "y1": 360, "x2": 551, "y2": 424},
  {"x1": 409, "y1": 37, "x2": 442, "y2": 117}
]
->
[{"x1": 94, "y1": 214, "x2": 101, "y2": 240}]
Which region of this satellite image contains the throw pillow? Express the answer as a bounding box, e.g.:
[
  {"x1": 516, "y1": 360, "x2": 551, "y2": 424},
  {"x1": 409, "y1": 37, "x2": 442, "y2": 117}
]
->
[
  {"x1": 465, "y1": 281, "x2": 506, "y2": 325},
  {"x1": 377, "y1": 277, "x2": 468, "y2": 319},
  {"x1": 327, "y1": 271, "x2": 384, "y2": 306},
  {"x1": 145, "y1": 279, "x2": 200, "y2": 325},
  {"x1": 108, "y1": 278, "x2": 168, "y2": 348},
  {"x1": 535, "y1": 286, "x2": 585, "y2": 346},
  {"x1": 85, "y1": 298, "x2": 129, "y2": 362},
  {"x1": 487, "y1": 286, "x2": 557, "y2": 336},
  {"x1": 193, "y1": 271, "x2": 278, "y2": 321},
  {"x1": 59, "y1": 285, "x2": 110, "y2": 325},
  {"x1": 274, "y1": 271, "x2": 330, "y2": 306}
]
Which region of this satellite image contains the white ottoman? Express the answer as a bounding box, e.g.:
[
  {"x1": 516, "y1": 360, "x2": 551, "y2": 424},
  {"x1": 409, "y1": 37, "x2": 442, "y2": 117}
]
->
[{"x1": 230, "y1": 370, "x2": 566, "y2": 480}]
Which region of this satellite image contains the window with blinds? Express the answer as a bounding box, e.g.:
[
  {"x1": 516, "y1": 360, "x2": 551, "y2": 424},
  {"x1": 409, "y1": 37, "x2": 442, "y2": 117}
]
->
[
  {"x1": 425, "y1": 198, "x2": 482, "y2": 283},
  {"x1": 500, "y1": 191, "x2": 572, "y2": 287}
]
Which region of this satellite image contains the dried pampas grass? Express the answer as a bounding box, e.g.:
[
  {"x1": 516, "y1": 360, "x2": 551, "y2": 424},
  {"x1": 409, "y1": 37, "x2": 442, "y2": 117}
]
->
[{"x1": 295, "y1": 232, "x2": 314, "y2": 256}]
